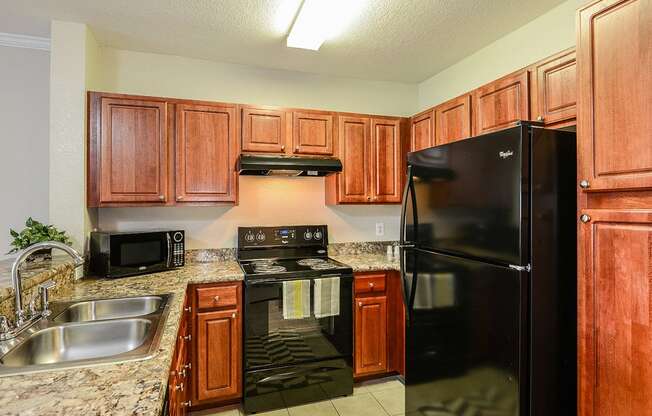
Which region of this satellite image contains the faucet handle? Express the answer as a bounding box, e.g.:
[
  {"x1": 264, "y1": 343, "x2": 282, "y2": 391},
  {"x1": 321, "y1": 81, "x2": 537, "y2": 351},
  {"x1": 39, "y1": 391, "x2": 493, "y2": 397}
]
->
[
  {"x1": 28, "y1": 297, "x2": 39, "y2": 317},
  {"x1": 0, "y1": 316, "x2": 11, "y2": 333},
  {"x1": 39, "y1": 280, "x2": 56, "y2": 317}
]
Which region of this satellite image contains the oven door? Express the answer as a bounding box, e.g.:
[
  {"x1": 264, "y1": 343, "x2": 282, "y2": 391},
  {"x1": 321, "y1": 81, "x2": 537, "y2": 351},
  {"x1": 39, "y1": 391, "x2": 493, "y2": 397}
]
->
[
  {"x1": 244, "y1": 274, "x2": 353, "y2": 372},
  {"x1": 108, "y1": 232, "x2": 172, "y2": 277}
]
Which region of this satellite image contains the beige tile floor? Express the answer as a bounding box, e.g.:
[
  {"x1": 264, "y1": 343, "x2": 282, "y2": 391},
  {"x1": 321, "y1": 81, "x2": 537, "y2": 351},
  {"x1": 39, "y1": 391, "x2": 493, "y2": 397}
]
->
[{"x1": 192, "y1": 377, "x2": 405, "y2": 416}]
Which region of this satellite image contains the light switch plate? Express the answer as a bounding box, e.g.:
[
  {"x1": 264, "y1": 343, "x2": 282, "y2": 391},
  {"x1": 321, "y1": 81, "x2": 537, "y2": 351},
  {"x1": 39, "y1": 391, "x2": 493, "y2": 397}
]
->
[{"x1": 375, "y1": 222, "x2": 385, "y2": 236}]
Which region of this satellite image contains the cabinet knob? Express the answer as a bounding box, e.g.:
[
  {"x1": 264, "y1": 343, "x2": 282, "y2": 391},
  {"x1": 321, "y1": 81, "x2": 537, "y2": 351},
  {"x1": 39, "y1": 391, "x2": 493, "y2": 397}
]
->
[
  {"x1": 579, "y1": 179, "x2": 590, "y2": 189},
  {"x1": 536, "y1": 115, "x2": 544, "y2": 122},
  {"x1": 181, "y1": 401, "x2": 192, "y2": 407},
  {"x1": 295, "y1": 146, "x2": 299, "y2": 151},
  {"x1": 232, "y1": 312, "x2": 237, "y2": 318},
  {"x1": 367, "y1": 196, "x2": 371, "y2": 201},
  {"x1": 177, "y1": 195, "x2": 184, "y2": 200},
  {"x1": 184, "y1": 306, "x2": 191, "y2": 313},
  {"x1": 213, "y1": 295, "x2": 220, "y2": 302},
  {"x1": 580, "y1": 214, "x2": 591, "y2": 223},
  {"x1": 158, "y1": 195, "x2": 165, "y2": 200},
  {"x1": 358, "y1": 301, "x2": 362, "y2": 307},
  {"x1": 281, "y1": 145, "x2": 285, "y2": 151},
  {"x1": 369, "y1": 282, "x2": 374, "y2": 288},
  {"x1": 181, "y1": 334, "x2": 191, "y2": 341},
  {"x1": 175, "y1": 382, "x2": 184, "y2": 391},
  {"x1": 183, "y1": 363, "x2": 191, "y2": 370}
]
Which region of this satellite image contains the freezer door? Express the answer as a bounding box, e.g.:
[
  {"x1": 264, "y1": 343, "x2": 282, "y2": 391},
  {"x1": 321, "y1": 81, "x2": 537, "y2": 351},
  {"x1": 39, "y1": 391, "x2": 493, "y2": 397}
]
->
[
  {"x1": 404, "y1": 249, "x2": 526, "y2": 416},
  {"x1": 407, "y1": 126, "x2": 528, "y2": 265}
]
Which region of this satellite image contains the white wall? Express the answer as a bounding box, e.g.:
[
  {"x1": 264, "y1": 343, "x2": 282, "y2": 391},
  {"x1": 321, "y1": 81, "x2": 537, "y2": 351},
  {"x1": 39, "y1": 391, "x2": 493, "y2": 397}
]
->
[
  {"x1": 417, "y1": 0, "x2": 585, "y2": 111},
  {"x1": 93, "y1": 47, "x2": 411, "y2": 246},
  {"x1": 0, "y1": 45, "x2": 50, "y2": 259},
  {"x1": 98, "y1": 177, "x2": 400, "y2": 248}
]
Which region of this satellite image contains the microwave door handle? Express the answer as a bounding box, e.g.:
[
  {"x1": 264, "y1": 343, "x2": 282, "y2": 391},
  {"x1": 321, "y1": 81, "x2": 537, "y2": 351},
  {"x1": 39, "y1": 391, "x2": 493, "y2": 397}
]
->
[{"x1": 166, "y1": 233, "x2": 172, "y2": 268}]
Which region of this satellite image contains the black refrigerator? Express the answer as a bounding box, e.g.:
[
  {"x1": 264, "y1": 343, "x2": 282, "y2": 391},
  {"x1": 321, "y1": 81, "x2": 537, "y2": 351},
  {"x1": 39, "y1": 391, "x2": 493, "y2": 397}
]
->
[{"x1": 399, "y1": 122, "x2": 576, "y2": 416}]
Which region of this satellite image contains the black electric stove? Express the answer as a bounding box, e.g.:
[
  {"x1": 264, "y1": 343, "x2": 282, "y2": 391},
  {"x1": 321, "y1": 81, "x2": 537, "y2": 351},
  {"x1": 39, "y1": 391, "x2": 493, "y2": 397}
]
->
[{"x1": 238, "y1": 225, "x2": 354, "y2": 414}]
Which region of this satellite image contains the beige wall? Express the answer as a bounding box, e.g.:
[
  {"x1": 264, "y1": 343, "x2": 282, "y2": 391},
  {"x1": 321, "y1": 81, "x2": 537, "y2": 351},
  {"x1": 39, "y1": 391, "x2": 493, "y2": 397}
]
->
[
  {"x1": 0, "y1": 45, "x2": 50, "y2": 259},
  {"x1": 417, "y1": 0, "x2": 585, "y2": 111},
  {"x1": 93, "y1": 46, "x2": 410, "y2": 246},
  {"x1": 49, "y1": 21, "x2": 101, "y2": 253}
]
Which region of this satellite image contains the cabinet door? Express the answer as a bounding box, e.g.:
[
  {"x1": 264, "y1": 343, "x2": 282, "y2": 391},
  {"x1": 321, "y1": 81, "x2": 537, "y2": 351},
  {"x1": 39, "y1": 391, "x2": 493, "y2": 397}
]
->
[
  {"x1": 371, "y1": 118, "x2": 402, "y2": 203},
  {"x1": 354, "y1": 296, "x2": 388, "y2": 376},
  {"x1": 337, "y1": 116, "x2": 371, "y2": 203},
  {"x1": 411, "y1": 109, "x2": 435, "y2": 151},
  {"x1": 530, "y1": 48, "x2": 576, "y2": 127},
  {"x1": 578, "y1": 209, "x2": 652, "y2": 416},
  {"x1": 577, "y1": 0, "x2": 652, "y2": 192},
  {"x1": 195, "y1": 309, "x2": 242, "y2": 402},
  {"x1": 434, "y1": 94, "x2": 472, "y2": 145},
  {"x1": 99, "y1": 97, "x2": 169, "y2": 204},
  {"x1": 241, "y1": 107, "x2": 288, "y2": 153},
  {"x1": 175, "y1": 104, "x2": 238, "y2": 203},
  {"x1": 472, "y1": 70, "x2": 529, "y2": 135},
  {"x1": 292, "y1": 111, "x2": 334, "y2": 155}
]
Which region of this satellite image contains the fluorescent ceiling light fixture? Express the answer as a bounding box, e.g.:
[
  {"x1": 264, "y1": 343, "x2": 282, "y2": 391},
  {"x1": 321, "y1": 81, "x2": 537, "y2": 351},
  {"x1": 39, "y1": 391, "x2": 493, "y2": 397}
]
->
[{"x1": 287, "y1": 0, "x2": 362, "y2": 50}]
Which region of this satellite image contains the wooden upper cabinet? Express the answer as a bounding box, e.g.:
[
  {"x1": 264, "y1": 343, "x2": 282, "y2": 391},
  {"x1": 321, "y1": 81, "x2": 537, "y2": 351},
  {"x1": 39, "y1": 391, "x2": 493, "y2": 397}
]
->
[
  {"x1": 175, "y1": 103, "x2": 238, "y2": 203},
  {"x1": 371, "y1": 118, "x2": 402, "y2": 203},
  {"x1": 354, "y1": 295, "x2": 388, "y2": 376},
  {"x1": 472, "y1": 70, "x2": 530, "y2": 135},
  {"x1": 530, "y1": 48, "x2": 577, "y2": 128},
  {"x1": 578, "y1": 0, "x2": 652, "y2": 192},
  {"x1": 435, "y1": 94, "x2": 472, "y2": 145},
  {"x1": 241, "y1": 107, "x2": 288, "y2": 154},
  {"x1": 578, "y1": 209, "x2": 652, "y2": 416},
  {"x1": 292, "y1": 111, "x2": 334, "y2": 155},
  {"x1": 335, "y1": 116, "x2": 370, "y2": 203},
  {"x1": 410, "y1": 109, "x2": 435, "y2": 151},
  {"x1": 93, "y1": 95, "x2": 169, "y2": 205}
]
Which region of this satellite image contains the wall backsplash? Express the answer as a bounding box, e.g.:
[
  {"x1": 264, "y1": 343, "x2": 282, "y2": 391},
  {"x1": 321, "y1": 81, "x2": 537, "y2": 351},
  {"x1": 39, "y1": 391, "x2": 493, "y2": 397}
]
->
[{"x1": 97, "y1": 176, "x2": 401, "y2": 249}]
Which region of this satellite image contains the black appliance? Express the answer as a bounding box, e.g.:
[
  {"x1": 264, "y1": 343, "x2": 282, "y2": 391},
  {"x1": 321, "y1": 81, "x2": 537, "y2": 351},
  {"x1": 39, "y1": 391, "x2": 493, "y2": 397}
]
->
[
  {"x1": 238, "y1": 154, "x2": 342, "y2": 176},
  {"x1": 238, "y1": 225, "x2": 354, "y2": 414},
  {"x1": 399, "y1": 123, "x2": 577, "y2": 416},
  {"x1": 89, "y1": 230, "x2": 185, "y2": 278}
]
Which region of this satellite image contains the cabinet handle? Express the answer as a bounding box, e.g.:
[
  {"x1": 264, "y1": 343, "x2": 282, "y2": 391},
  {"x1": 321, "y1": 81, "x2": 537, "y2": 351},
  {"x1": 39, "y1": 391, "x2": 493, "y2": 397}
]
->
[
  {"x1": 175, "y1": 382, "x2": 184, "y2": 391},
  {"x1": 366, "y1": 196, "x2": 371, "y2": 201},
  {"x1": 183, "y1": 363, "x2": 191, "y2": 370},
  {"x1": 536, "y1": 115, "x2": 544, "y2": 122},
  {"x1": 177, "y1": 195, "x2": 184, "y2": 200},
  {"x1": 295, "y1": 146, "x2": 299, "y2": 151},
  {"x1": 184, "y1": 306, "x2": 191, "y2": 313},
  {"x1": 369, "y1": 282, "x2": 374, "y2": 288},
  {"x1": 179, "y1": 368, "x2": 187, "y2": 377},
  {"x1": 232, "y1": 312, "x2": 237, "y2": 318},
  {"x1": 158, "y1": 195, "x2": 165, "y2": 200},
  {"x1": 579, "y1": 180, "x2": 590, "y2": 189},
  {"x1": 281, "y1": 145, "x2": 285, "y2": 151},
  {"x1": 580, "y1": 214, "x2": 591, "y2": 223},
  {"x1": 358, "y1": 302, "x2": 362, "y2": 307},
  {"x1": 181, "y1": 401, "x2": 192, "y2": 407},
  {"x1": 213, "y1": 295, "x2": 220, "y2": 302},
  {"x1": 180, "y1": 334, "x2": 191, "y2": 341}
]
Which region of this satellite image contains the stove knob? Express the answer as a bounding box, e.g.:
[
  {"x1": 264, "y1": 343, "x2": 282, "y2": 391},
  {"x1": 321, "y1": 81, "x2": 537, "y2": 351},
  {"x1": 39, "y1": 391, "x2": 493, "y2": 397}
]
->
[
  {"x1": 245, "y1": 232, "x2": 255, "y2": 242},
  {"x1": 256, "y1": 232, "x2": 266, "y2": 242},
  {"x1": 313, "y1": 230, "x2": 323, "y2": 240},
  {"x1": 304, "y1": 231, "x2": 313, "y2": 240}
]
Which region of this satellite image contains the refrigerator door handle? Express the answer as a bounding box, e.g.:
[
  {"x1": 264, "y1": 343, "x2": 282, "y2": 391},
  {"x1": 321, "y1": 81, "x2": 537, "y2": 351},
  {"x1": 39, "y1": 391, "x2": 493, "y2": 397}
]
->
[
  {"x1": 509, "y1": 264, "x2": 531, "y2": 272},
  {"x1": 399, "y1": 165, "x2": 413, "y2": 246}
]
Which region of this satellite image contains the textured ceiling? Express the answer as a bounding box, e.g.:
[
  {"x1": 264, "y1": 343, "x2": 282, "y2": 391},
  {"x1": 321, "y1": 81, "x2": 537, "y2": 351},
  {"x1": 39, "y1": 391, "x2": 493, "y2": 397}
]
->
[{"x1": 0, "y1": 0, "x2": 566, "y2": 82}]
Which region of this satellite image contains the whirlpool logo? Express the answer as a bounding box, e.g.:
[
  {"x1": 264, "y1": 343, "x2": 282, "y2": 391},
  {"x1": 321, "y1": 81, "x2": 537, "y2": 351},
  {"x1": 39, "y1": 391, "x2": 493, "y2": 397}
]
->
[{"x1": 499, "y1": 150, "x2": 514, "y2": 159}]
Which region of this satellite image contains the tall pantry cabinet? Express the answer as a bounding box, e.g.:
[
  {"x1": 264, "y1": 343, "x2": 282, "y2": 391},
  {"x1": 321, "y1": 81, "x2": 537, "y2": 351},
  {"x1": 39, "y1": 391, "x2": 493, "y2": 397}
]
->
[{"x1": 576, "y1": 1, "x2": 652, "y2": 415}]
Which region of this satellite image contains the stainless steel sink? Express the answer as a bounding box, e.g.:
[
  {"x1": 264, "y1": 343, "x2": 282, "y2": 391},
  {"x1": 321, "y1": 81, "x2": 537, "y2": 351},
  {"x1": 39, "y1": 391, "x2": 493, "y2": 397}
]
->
[
  {"x1": 53, "y1": 295, "x2": 164, "y2": 322},
  {"x1": 0, "y1": 293, "x2": 172, "y2": 377}
]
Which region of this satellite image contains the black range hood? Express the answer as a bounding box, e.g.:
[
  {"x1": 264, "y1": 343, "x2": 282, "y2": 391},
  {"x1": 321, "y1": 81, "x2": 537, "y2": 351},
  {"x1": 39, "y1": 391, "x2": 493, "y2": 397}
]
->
[{"x1": 238, "y1": 154, "x2": 342, "y2": 177}]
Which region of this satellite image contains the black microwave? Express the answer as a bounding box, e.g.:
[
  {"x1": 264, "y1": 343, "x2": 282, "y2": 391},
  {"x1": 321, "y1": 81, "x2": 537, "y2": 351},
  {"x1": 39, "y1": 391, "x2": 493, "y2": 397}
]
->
[{"x1": 89, "y1": 230, "x2": 185, "y2": 278}]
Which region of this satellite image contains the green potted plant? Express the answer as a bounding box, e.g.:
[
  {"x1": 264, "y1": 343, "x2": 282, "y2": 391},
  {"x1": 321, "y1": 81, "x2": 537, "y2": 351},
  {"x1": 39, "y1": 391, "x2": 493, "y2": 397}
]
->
[{"x1": 8, "y1": 217, "x2": 73, "y2": 262}]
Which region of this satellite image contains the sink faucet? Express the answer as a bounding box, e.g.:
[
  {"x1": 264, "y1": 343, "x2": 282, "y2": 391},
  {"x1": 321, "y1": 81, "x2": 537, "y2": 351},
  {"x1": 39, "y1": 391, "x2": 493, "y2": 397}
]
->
[{"x1": 8, "y1": 241, "x2": 84, "y2": 331}]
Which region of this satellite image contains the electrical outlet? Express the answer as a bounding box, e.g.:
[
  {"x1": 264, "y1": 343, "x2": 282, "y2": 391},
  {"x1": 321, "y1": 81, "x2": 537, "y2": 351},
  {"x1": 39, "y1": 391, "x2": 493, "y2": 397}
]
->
[{"x1": 375, "y1": 222, "x2": 385, "y2": 236}]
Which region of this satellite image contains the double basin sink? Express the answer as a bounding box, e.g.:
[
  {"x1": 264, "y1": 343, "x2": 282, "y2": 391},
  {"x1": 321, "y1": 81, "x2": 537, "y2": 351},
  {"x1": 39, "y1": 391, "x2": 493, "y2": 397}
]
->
[{"x1": 0, "y1": 294, "x2": 172, "y2": 377}]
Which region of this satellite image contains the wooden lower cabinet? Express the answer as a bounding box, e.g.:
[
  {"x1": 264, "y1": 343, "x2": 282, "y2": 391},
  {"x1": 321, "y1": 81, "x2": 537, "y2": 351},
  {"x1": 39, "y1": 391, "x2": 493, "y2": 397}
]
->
[
  {"x1": 353, "y1": 271, "x2": 404, "y2": 378},
  {"x1": 168, "y1": 292, "x2": 192, "y2": 415},
  {"x1": 578, "y1": 209, "x2": 652, "y2": 415},
  {"x1": 191, "y1": 282, "x2": 242, "y2": 407}
]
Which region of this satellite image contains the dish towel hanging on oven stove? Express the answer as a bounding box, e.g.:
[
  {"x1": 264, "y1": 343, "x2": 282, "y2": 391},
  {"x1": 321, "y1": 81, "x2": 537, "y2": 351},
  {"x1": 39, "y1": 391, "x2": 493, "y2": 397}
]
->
[
  {"x1": 314, "y1": 276, "x2": 340, "y2": 318},
  {"x1": 282, "y1": 279, "x2": 311, "y2": 319}
]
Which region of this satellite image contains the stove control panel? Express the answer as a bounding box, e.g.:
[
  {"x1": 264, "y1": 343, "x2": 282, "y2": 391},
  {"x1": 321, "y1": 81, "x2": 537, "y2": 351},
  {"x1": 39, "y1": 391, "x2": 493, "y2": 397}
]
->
[{"x1": 238, "y1": 225, "x2": 328, "y2": 248}]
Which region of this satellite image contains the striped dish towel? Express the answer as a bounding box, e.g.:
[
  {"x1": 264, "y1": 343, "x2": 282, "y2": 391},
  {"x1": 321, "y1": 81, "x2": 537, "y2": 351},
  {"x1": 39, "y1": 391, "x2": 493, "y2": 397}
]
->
[
  {"x1": 282, "y1": 280, "x2": 311, "y2": 319},
  {"x1": 314, "y1": 276, "x2": 340, "y2": 318}
]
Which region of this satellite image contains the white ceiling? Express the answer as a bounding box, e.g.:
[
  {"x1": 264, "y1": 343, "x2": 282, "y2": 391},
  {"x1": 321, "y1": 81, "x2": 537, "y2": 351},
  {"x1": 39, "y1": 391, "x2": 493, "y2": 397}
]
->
[{"x1": 0, "y1": 0, "x2": 566, "y2": 83}]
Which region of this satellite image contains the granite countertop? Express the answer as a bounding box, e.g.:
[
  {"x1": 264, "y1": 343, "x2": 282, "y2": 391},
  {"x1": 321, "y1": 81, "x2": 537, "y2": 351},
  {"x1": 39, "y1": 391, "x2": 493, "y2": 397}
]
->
[
  {"x1": 0, "y1": 260, "x2": 243, "y2": 416},
  {"x1": 0, "y1": 255, "x2": 77, "y2": 303},
  {"x1": 0, "y1": 251, "x2": 398, "y2": 415},
  {"x1": 333, "y1": 253, "x2": 400, "y2": 273}
]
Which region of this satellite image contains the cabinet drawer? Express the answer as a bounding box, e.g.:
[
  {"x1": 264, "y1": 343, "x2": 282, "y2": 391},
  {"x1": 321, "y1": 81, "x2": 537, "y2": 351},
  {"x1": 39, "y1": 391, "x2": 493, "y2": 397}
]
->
[
  {"x1": 355, "y1": 273, "x2": 386, "y2": 295},
  {"x1": 196, "y1": 285, "x2": 238, "y2": 310}
]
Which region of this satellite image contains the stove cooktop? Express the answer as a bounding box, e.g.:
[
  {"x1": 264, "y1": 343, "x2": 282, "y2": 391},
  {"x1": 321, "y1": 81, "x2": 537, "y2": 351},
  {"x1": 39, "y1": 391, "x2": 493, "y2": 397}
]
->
[{"x1": 239, "y1": 257, "x2": 352, "y2": 280}]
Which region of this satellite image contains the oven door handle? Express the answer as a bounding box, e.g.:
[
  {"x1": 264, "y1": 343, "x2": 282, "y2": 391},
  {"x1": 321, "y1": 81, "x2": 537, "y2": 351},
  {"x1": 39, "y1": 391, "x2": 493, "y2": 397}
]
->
[
  {"x1": 166, "y1": 232, "x2": 172, "y2": 268},
  {"x1": 257, "y1": 365, "x2": 344, "y2": 384}
]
